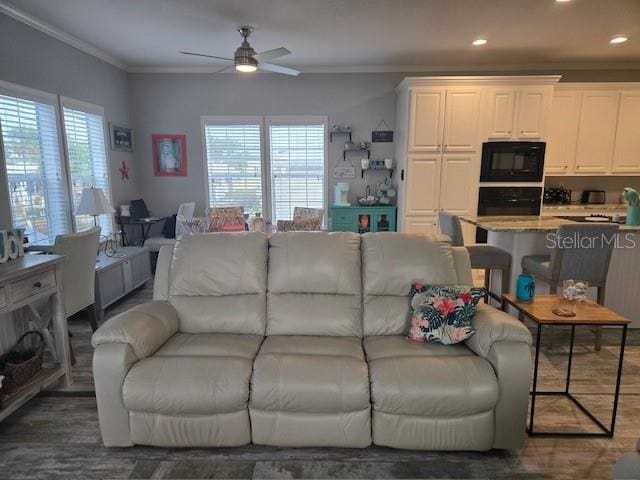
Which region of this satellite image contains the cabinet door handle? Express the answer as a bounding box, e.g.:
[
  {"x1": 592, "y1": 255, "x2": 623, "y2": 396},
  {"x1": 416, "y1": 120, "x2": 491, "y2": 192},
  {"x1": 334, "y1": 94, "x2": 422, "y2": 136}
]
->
[
  {"x1": 33, "y1": 281, "x2": 42, "y2": 288},
  {"x1": 401, "y1": 169, "x2": 405, "y2": 181}
]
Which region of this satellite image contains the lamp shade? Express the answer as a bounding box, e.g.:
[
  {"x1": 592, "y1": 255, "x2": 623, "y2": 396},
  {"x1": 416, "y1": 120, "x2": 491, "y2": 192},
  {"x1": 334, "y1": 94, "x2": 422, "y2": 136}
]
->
[{"x1": 75, "y1": 187, "x2": 114, "y2": 215}]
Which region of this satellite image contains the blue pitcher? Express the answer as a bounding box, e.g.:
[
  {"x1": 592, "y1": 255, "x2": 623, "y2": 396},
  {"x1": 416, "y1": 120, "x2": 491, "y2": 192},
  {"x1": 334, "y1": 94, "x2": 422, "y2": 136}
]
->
[{"x1": 516, "y1": 273, "x2": 536, "y2": 302}]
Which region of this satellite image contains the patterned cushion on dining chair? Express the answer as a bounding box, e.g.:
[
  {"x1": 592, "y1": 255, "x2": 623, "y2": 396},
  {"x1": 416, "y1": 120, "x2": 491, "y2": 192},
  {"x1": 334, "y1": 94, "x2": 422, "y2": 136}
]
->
[
  {"x1": 207, "y1": 207, "x2": 245, "y2": 232},
  {"x1": 293, "y1": 207, "x2": 324, "y2": 223}
]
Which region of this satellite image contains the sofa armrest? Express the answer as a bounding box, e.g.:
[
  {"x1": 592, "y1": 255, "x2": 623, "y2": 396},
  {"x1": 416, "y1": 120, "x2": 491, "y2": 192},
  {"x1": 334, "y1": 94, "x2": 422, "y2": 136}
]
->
[
  {"x1": 92, "y1": 301, "x2": 179, "y2": 359},
  {"x1": 465, "y1": 303, "x2": 532, "y2": 358}
]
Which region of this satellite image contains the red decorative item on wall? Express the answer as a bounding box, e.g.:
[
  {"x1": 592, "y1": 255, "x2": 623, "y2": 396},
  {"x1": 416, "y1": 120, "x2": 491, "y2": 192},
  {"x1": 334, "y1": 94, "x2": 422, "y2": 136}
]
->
[
  {"x1": 152, "y1": 134, "x2": 187, "y2": 177},
  {"x1": 118, "y1": 161, "x2": 130, "y2": 180}
]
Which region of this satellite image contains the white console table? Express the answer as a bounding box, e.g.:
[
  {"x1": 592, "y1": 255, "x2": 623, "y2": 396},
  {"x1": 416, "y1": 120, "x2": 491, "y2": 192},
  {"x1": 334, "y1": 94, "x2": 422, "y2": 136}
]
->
[{"x1": 0, "y1": 255, "x2": 72, "y2": 421}]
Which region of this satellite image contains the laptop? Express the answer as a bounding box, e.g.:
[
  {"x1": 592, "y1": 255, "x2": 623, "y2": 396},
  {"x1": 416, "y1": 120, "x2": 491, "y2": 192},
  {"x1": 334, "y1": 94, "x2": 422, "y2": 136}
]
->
[{"x1": 129, "y1": 199, "x2": 158, "y2": 221}]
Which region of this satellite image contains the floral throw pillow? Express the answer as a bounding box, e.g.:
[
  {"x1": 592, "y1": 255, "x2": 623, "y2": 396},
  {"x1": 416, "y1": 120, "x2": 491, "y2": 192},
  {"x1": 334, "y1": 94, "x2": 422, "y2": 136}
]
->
[{"x1": 407, "y1": 283, "x2": 485, "y2": 345}]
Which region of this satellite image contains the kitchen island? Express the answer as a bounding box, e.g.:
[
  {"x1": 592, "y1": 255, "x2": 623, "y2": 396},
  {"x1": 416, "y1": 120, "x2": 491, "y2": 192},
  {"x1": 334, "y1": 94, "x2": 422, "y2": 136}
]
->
[{"x1": 460, "y1": 215, "x2": 640, "y2": 327}]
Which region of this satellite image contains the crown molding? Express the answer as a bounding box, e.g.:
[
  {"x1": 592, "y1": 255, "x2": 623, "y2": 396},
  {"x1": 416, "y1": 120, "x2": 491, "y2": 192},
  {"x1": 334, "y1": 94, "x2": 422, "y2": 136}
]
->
[
  {"x1": 128, "y1": 62, "x2": 640, "y2": 75},
  {"x1": 0, "y1": 1, "x2": 128, "y2": 70}
]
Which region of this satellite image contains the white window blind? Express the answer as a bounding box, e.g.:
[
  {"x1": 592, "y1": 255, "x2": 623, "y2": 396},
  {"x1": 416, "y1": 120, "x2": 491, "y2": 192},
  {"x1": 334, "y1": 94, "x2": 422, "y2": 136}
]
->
[
  {"x1": 0, "y1": 94, "x2": 70, "y2": 244},
  {"x1": 204, "y1": 124, "x2": 263, "y2": 215},
  {"x1": 62, "y1": 105, "x2": 112, "y2": 236},
  {"x1": 269, "y1": 124, "x2": 325, "y2": 223}
]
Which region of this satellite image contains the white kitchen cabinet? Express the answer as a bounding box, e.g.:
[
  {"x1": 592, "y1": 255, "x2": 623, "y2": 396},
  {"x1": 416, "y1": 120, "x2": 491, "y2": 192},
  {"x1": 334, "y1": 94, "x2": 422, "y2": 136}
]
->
[
  {"x1": 574, "y1": 91, "x2": 619, "y2": 174},
  {"x1": 486, "y1": 86, "x2": 551, "y2": 140},
  {"x1": 440, "y1": 155, "x2": 476, "y2": 215},
  {"x1": 443, "y1": 90, "x2": 481, "y2": 152},
  {"x1": 546, "y1": 91, "x2": 581, "y2": 174},
  {"x1": 404, "y1": 155, "x2": 441, "y2": 216},
  {"x1": 404, "y1": 216, "x2": 439, "y2": 235},
  {"x1": 612, "y1": 92, "x2": 640, "y2": 173},
  {"x1": 487, "y1": 89, "x2": 516, "y2": 138},
  {"x1": 516, "y1": 87, "x2": 549, "y2": 138},
  {"x1": 408, "y1": 89, "x2": 445, "y2": 152}
]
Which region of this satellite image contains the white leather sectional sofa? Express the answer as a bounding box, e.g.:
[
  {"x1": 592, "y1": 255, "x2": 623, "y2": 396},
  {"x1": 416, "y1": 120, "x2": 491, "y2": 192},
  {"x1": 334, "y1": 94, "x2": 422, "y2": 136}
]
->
[{"x1": 92, "y1": 232, "x2": 532, "y2": 450}]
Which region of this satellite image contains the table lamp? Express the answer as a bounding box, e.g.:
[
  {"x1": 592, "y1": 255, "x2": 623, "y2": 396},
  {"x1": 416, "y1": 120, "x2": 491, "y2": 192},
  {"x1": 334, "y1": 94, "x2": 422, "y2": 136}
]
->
[{"x1": 75, "y1": 187, "x2": 115, "y2": 226}]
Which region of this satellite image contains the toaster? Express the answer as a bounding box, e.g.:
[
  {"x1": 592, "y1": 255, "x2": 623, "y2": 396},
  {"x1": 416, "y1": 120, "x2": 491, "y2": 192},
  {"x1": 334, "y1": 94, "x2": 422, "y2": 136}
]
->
[{"x1": 581, "y1": 190, "x2": 606, "y2": 204}]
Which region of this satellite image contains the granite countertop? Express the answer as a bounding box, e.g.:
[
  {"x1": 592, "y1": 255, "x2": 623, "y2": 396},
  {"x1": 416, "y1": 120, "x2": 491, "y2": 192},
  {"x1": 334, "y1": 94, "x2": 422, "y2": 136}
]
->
[
  {"x1": 541, "y1": 203, "x2": 627, "y2": 212},
  {"x1": 460, "y1": 215, "x2": 640, "y2": 232}
]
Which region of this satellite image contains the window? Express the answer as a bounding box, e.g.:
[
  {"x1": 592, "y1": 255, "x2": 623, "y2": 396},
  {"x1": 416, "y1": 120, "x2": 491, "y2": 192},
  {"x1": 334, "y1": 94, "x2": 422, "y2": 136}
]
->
[
  {"x1": 0, "y1": 82, "x2": 113, "y2": 244},
  {"x1": 0, "y1": 91, "x2": 70, "y2": 244},
  {"x1": 203, "y1": 121, "x2": 263, "y2": 215},
  {"x1": 61, "y1": 100, "x2": 112, "y2": 236},
  {"x1": 202, "y1": 116, "x2": 326, "y2": 222},
  {"x1": 268, "y1": 122, "x2": 325, "y2": 223}
]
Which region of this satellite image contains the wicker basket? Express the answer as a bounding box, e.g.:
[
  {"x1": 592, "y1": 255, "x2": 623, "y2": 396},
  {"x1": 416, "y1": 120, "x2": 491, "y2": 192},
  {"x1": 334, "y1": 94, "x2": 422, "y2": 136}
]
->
[{"x1": 0, "y1": 330, "x2": 44, "y2": 394}]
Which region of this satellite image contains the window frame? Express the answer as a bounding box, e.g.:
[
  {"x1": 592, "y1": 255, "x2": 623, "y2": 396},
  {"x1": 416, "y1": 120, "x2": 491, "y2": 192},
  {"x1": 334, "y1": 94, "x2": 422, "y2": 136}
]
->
[
  {"x1": 201, "y1": 115, "x2": 328, "y2": 223},
  {"x1": 59, "y1": 96, "x2": 114, "y2": 235},
  {"x1": 0, "y1": 80, "x2": 114, "y2": 240},
  {"x1": 0, "y1": 80, "x2": 74, "y2": 239},
  {"x1": 264, "y1": 115, "x2": 328, "y2": 224}
]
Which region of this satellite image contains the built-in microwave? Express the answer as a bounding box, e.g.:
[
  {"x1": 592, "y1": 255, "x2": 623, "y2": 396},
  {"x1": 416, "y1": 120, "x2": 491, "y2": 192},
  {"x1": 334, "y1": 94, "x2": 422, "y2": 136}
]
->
[{"x1": 480, "y1": 141, "x2": 546, "y2": 182}]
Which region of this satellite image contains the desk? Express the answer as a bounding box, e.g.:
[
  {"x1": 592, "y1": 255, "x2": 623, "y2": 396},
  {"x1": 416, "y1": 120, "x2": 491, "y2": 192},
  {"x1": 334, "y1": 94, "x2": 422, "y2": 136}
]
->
[
  {"x1": 0, "y1": 255, "x2": 72, "y2": 421},
  {"x1": 117, "y1": 217, "x2": 166, "y2": 246},
  {"x1": 502, "y1": 294, "x2": 629, "y2": 437}
]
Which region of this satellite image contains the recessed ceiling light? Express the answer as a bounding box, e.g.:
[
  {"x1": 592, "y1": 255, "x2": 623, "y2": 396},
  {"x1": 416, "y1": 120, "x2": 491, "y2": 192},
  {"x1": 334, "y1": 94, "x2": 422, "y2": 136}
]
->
[
  {"x1": 472, "y1": 39, "x2": 488, "y2": 46},
  {"x1": 610, "y1": 35, "x2": 628, "y2": 44},
  {"x1": 556, "y1": 0, "x2": 572, "y2": 3}
]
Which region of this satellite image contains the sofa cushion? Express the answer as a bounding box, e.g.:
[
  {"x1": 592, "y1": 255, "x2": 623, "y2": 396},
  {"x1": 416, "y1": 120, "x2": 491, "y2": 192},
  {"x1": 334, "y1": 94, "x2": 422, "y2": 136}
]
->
[
  {"x1": 361, "y1": 233, "x2": 461, "y2": 336},
  {"x1": 168, "y1": 232, "x2": 268, "y2": 334},
  {"x1": 364, "y1": 336, "x2": 473, "y2": 361},
  {"x1": 250, "y1": 336, "x2": 369, "y2": 413},
  {"x1": 258, "y1": 335, "x2": 364, "y2": 359},
  {"x1": 267, "y1": 232, "x2": 362, "y2": 336},
  {"x1": 154, "y1": 333, "x2": 263, "y2": 359},
  {"x1": 123, "y1": 356, "x2": 252, "y2": 415},
  {"x1": 368, "y1": 355, "x2": 498, "y2": 417}
]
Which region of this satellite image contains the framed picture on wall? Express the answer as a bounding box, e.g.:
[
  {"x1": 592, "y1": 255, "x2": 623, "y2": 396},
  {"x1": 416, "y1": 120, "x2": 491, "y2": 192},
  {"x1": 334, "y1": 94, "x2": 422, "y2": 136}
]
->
[
  {"x1": 152, "y1": 134, "x2": 187, "y2": 176},
  {"x1": 110, "y1": 123, "x2": 134, "y2": 152}
]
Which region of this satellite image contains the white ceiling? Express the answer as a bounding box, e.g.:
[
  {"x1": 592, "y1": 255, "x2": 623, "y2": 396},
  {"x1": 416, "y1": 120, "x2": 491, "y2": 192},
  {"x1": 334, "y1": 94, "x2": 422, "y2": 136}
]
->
[{"x1": 3, "y1": 0, "x2": 640, "y2": 72}]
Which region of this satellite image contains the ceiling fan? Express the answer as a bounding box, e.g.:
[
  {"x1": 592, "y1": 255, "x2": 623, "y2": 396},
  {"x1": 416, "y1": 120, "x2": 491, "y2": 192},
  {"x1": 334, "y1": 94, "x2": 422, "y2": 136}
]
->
[{"x1": 180, "y1": 26, "x2": 300, "y2": 76}]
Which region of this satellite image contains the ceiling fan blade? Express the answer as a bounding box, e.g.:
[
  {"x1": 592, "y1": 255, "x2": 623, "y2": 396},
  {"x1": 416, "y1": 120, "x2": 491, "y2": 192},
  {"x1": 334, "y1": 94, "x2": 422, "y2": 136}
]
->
[
  {"x1": 253, "y1": 47, "x2": 291, "y2": 62},
  {"x1": 179, "y1": 51, "x2": 233, "y2": 62},
  {"x1": 211, "y1": 64, "x2": 235, "y2": 75},
  {"x1": 259, "y1": 62, "x2": 300, "y2": 76}
]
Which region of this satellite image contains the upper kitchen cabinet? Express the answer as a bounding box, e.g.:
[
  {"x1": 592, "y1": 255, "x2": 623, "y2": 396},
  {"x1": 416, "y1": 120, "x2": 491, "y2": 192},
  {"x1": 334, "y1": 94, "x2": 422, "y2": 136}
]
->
[
  {"x1": 442, "y1": 89, "x2": 481, "y2": 152},
  {"x1": 574, "y1": 91, "x2": 619, "y2": 174},
  {"x1": 516, "y1": 87, "x2": 551, "y2": 139},
  {"x1": 408, "y1": 89, "x2": 445, "y2": 152},
  {"x1": 486, "y1": 85, "x2": 553, "y2": 140},
  {"x1": 612, "y1": 92, "x2": 640, "y2": 174},
  {"x1": 545, "y1": 91, "x2": 581, "y2": 174},
  {"x1": 486, "y1": 89, "x2": 516, "y2": 138}
]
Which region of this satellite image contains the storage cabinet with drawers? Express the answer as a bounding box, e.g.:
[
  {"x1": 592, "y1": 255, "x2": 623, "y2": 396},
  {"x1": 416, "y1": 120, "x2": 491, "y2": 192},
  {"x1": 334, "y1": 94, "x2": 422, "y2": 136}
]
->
[{"x1": 331, "y1": 206, "x2": 397, "y2": 233}]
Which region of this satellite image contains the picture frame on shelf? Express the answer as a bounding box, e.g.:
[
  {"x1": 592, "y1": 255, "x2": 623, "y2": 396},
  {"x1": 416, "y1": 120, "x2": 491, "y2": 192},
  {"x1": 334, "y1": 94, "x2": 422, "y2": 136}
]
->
[
  {"x1": 152, "y1": 134, "x2": 187, "y2": 177},
  {"x1": 109, "y1": 123, "x2": 134, "y2": 152}
]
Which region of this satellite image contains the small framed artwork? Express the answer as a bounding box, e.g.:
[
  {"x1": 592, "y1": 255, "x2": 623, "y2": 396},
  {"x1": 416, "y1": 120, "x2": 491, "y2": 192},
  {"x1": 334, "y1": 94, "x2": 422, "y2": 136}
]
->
[
  {"x1": 110, "y1": 123, "x2": 134, "y2": 152},
  {"x1": 152, "y1": 134, "x2": 187, "y2": 177}
]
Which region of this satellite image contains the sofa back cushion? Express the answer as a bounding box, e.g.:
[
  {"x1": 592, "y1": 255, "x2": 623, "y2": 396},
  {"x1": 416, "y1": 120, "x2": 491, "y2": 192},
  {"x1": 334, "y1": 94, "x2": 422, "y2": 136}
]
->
[
  {"x1": 267, "y1": 232, "x2": 362, "y2": 336},
  {"x1": 361, "y1": 233, "x2": 466, "y2": 336},
  {"x1": 168, "y1": 232, "x2": 268, "y2": 334}
]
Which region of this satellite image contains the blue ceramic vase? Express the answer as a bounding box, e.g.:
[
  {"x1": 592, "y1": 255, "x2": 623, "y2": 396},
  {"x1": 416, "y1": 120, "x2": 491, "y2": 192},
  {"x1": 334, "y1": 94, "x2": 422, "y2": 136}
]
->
[{"x1": 516, "y1": 273, "x2": 536, "y2": 302}]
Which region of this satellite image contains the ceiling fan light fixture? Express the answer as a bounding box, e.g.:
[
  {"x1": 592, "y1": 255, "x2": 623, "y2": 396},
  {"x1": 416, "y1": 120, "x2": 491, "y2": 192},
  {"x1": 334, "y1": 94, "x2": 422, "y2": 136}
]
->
[{"x1": 235, "y1": 56, "x2": 258, "y2": 72}]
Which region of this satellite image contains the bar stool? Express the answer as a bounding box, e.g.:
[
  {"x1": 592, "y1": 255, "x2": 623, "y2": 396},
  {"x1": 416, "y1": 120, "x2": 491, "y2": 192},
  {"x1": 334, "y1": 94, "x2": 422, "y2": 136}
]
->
[
  {"x1": 438, "y1": 212, "x2": 511, "y2": 302},
  {"x1": 521, "y1": 223, "x2": 619, "y2": 351}
]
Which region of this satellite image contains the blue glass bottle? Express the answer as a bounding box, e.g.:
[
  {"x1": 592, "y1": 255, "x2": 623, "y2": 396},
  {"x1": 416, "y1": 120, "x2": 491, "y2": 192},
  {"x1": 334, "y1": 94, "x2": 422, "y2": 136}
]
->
[{"x1": 516, "y1": 273, "x2": 536, "y2": 302}]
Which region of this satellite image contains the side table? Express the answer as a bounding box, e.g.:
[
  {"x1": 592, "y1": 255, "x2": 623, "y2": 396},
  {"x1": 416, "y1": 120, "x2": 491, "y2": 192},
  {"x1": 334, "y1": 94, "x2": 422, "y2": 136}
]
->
[{"x1": 502, "y1": 294, "x2": 629, "y2": 437}]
